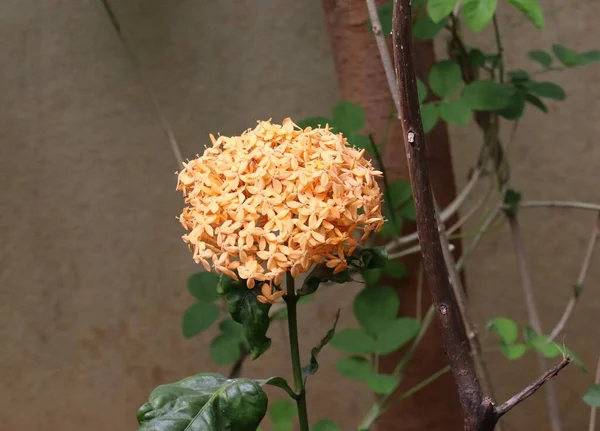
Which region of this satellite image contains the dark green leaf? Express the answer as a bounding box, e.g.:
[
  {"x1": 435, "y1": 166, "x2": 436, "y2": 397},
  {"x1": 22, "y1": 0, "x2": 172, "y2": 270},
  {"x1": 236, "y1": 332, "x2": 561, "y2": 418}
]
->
[
  {"x1": 354, "y1": 286, "x2": 400, "y2": 335},
  {"x1": 188, "y1": 271, "x2": 220, "y2": 302},
  {"x1": 330, "y1": 328, "x2": 377, "y2": 354},
  {"x1": 269, "y1": 398, "x2": 297, "y2": 423},
  {"x1": 333, "y1": 101, "x2": 366, "y2": 135},
  {"x1": 507, "y1": 0, "x2": 544, "y2": 29},
  {"x1": 413, "y1": 15, "x2": 446, "y2": 40},
  {"x1": 552, "y1": 44, "x2": 581, "y2": 67},
  {"x1": 375, "y1": 317, "x2": 420, "y2": 354},
  {"x1": 336, "y1": 356, "x2": 374, "y2": 381},
  {"x1": 377, "y1": 219, "x2": 403, "y2": 238},
  {"x1": 526, "y1": 81, "x2": 566, "y2": 101},
  {"x1": 297, "y1": 116, "x2": 330, "y2": 130},
  {"x1": 362, "y1": 268, "x2": 382, "y2": 287},
  {"x1": 427, "y1": 0, "x2": 459, "y2": 23},
  {"x1": 399, "y1": 200, "x2": 416, "y2": 220},
  {"x1": 526, "y1": 94, "x2": 548, "y2": 113},
  {"x1": 508, "y1": 70, "x2": 530, "y2": 83},
  {"x1": 528, "y1": 50, "x2": 553, "y2": 68},
  {"x1": 313, "y1": 420, "x2": 341, "y2": 431},
  {"x1": 220, "y1": 318, "x2": 245, "y2": 336},
  {"x1": 438, "y1": 99, "x2": 472, "y2": 126},
  {"x1": 417, "y1": 78, "x2": 429, "y2": 103},
  {"x1": 137, "y1": 374, "x2": 268, "y2": 431},
  {"x1": 428, "y1": 60, "x2": 463, "y2": 98},
  {"x1": 358, "y1": 247, "x2": 389, "y2": 270},
  {"x1": 210, "y1": 334, "x2": 242, "y2": 365},
  {"x1": 573, "y1": 283, "x2": 583, "y2": 299},
  {"x1": 462, "y1": 0, "x2": 497, "y2": 33},
  {"x1": 487, "y1": 317, "x2": 519, "y2": 344},
  {"x1": 298, "y1": 264, "x2": 352, "y2": 296},
  {"x1": 384, "y1": 260, "x2": 408, "y2": 278},
  {"x1": 580, "y1": 50, "x2": 600, "y2": 65},
  {"x1": 182, "y1": 302, "x2": 220, "y2": 338},
  {"x1": 259, "y1": 377, "x2": 297, "y2": 400},
  {"x1": 461, "y1": 81, "x2": 515, "y2": 111},
  {"x1": 303, "y1": 310, "x2": 341, "y2": 379},
  {"x1": 349, "y1": 134, "x2": 374, "y2": 152},
  {"x1": 468, "y1": 49, "x2": 486, "y2": 68},
  {"x1": 584, "y1": 385, "x2": 600, "y2": 407},
  {"x1": 387, "y1": 181, "x2": 413, "y2": 209},
  {"x1": 218, "y1": 276, "x2": 272, "y2": 359},
  {"x1": 373, "y1": 1, "x2": 393, "y2": 36},
  {"x1": 365, "y1": 373, "x2": 400, "y2": 395},
  {"x1": 504, "y1": 189, "x2": 522, "y2": 216},
  {"x1": 498, "y1": 91, "x2": 526, "y2": 120},
  {"x1": 421, "y1": 103, "x2": 439, "y2": 132},
  {"x1": 500, "y1": 343, "x2": 527, "y2": 360}
]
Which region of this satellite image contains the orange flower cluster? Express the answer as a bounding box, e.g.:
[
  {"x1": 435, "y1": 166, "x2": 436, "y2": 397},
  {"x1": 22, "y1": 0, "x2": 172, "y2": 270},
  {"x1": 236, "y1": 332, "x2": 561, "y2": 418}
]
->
[{"x1": 177, "y1": 118, "x2": 383, "y2": 303}]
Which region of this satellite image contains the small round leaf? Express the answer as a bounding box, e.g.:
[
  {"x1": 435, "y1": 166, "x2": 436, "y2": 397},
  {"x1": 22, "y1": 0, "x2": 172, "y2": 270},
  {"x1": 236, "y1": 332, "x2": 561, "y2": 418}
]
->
[
  {"x1": 336, "y1": 356, "x2": 373, "y2": 381},
  {"x1": 365, "y1": 373, "x2": 400, "y2": 395},
  {"x1": 330, "y1": 328, "x2": 376, "y2": 354},
  {"x1": 428, "y1": 60, "x2": 463, "y2": 98},
  {"x1": 354, "y1": 286, "x2": 400, "y2": 335},
  {"x1": 182, "y1": 302, "x2": 219, "y2": 338}
]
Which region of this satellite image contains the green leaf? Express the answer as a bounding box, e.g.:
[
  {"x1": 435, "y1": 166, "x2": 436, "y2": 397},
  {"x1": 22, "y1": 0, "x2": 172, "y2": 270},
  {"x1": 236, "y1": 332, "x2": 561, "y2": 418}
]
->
[
  {"x1": 218, "y1": 276, "x2": 272, "y2": 359},
  {"x1": 468, "y1": 49, "x2": 486, "y2": 68},
  {"x1": 461, "y1": 81, "x2": 515, "y2": 111},
  {"x1": 375, "y1": 317, "x2": 420, "y2": 354},
  {"x1": 427, "y1": 0, "x2": 459, "y2": 23},
  {"x1": 354, "y1": 286, "x2": 400, "y2": 335},
  {"x1": 270, "y1": 398, "x2": 297, "y2": 423},
  {"x1": 336, "y1": 356, "x2": 374, "y2": 381},
  {"x1": 523, "y1": 326, "x2": 561, "y2": 358},
  {"x1": 421, "y1": 103, "x2": 439, "y2": 132},
  {"x1": 399, "y1": 200, "x2": 416, "y2": 220},
  {"x1": 387, "y1": 181, "x2": 413, "y2": 211},
  {"x1": 220, "y1": 318, "x2": 245, "y2": 336},
  {"x1": 365, "y1": 373, "x2": 400, "y2": 395},
  {"x1": 417, "y1": 78, "x2": 429, "y2": 103},
  {"x1": 561, "y1": 346, "x2": 586, "y2": 371},
  {"x1": 498, "y1": 91, "x2": 526, "y2": 120},
  {"x1": 298, "y1": 264, "x2": 352, "y2": 296},
  {"x1": 210, "y1": 334, "x2": 242, "y2": 365},
  {"x1": 257, "y1": 377, "x2": 297, "y2": 400},
  {"x1": 188, "y1": 271, "x2": 221, "y2": 302},
  {"x1": 373, "y1": 1, "x2": 393, "y2": 36},
  {"x1": 552, "y1": 44, "x2": 581, "y2": 67},
  {"x1": 377, "y1": 219, "x2": 403, "y2": 238},
  {"x1": 584, "y1": 385, "x2": 600, "y2": 407},
  {"x1": 296, "y1": 116, "x2": 330, "y2": 130},
  {"x1": 182, "y1": 302, "x2": 220, "y2": 338},
  {"x1": 357, "y1": 247, "x2": 389, "y2": 269},
  {"x1": 487, "y1": 317, "x2": 519, "y2": 344},
  {"x1": 507, "y1": 0, "x2": 544, "y2": 29},
  {"x1": 330, "y1": 328, "x2": 376, "y2": 354},
  {"x1": 313, "y1": 420, "x2": 341, "y2": 431},
  {"x1": 428, "y1": 60, "x2": 463, "y2": 98},
  {"x1": 500, "y1": 343, "x2": 527, "y2": 360},
  {"x1": 362, "y1": 268, "x2": 382, "y2": 287},
  {"x1": 508, "y1": 70, "x2": 530, "y2": 83},
  {"x1": 413, "y1": 15, "x2": 446, "y2": 40},
  {"x1": 504, "y1": 189, "x2": 522, "y2": 216},
  {"x1": 137, "y1": 374, "x2": 267, "y2": 431},
  {"x1": 303, "y1": 310, "x2": 341, "y2": 379},
  {"x1": 384, "y1": 260, "x2": 408, "y2": 279},
  {"x1": 528, "y1": 50, "x2": 553, "y2": 68},
  {"x1": 438, "y1": 99, "x2": 472, "y2": 126},
  {"x1": 462, "y1": 0, "x2": 497, "y2": 33},
  {"x1": 580, "y1": 50, "x2": 600, "y2": 65},
  {"x1": 526, "y1": 94, "x2": 548, "y2": 113},
  {"x1": 332, "y1": 101, "x2": 366, "y2": 135},
  {"x1": 573, "y1": 283, "x2": 583, "y2": 299},
  {"x1": 526, "y1": 81, "x2": 566, "y2": 101},
  {"x1": 349, "y1": 134, "x2": 374, "y2": 152}
]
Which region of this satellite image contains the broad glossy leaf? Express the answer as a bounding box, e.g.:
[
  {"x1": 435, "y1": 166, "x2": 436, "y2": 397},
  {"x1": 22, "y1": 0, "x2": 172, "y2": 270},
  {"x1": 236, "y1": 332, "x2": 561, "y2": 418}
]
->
[
  {"x1": 500, "y1": 343, "x2": 527, "y2": 360},
  {"x1": 427, "y1": 0, "x2": 459, "y2": 23},
  {"x1": 183, "y1": 302, "x2": 219, "y2": 338},
  {"x1": 336, "y1": 356, "x2": 373, "y2": 381},
  {"x1": 526, "y1": 81, "x2": 566, "y2": 101},
  {"x1": 438, "y1": 99, "x2": 472, "y2": 126},
  {"x1": 365, "y1": 373, "x2": 400, "y2": 395},
  {"x1": 487, "y1": 317, "x2": 519, "y2": 344},
  {"x1": 330, "y1": 328, "x2": 376, "y2": 354},
  {"x1": 354, "y1": 286, "x2": 400, "y2": 335},
  {"x1": 413, "y1": 15, "x2": 446, "y2": 40},
  {"x1": 217, "y1": 276, "x2": 271, "y2": 359},
  {"x1": 375, "y1": 317, "x2": 420, "y2": 354},
  {"x1": 188, "y1": 272, "x2": 221, "y2": 302},
  {"x1": 303, "y1": 310, "x2": 341, "y2": 378},
  {"x1": 333, "y1": 101, "x2": 366, "y2": 135},
  {"x1": 461, "y1": 81, "x2": 515, "y2": 111},
  {"x1": 421, "y1": 103, "x2": 439, "y2": 132},
  {"x1": 357, "y1": 247, "x2": 389, "y2": 269},
  {"x1": 137, "y1": 373, "x2": 267, "y2": 431},
  {"x1": 583, "y1": 384, "x2": 600, "y2": 407},
  {"x1": 428, "y1": 60, "x2": 463, "y2": 98},
  {"x1": 528, "y1": 50, "x2": 552, "y2": 68},
  {"x1": 297, "y1": 116, "x2": 330, "y2": 130},
  {"x1": 462, "y1": 0, "x2": 497, "y2": 33},
  {"x1": 313, "y1": 420, "x2": 341, "y2": 431},
  {"x1": 507, "y1": 0, "x2": 544, "y2": 29}
]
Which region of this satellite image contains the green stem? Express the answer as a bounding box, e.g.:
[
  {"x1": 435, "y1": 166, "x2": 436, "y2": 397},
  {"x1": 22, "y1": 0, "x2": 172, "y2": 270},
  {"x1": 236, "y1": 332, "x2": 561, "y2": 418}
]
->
[
  {"x1": 285, "y1": 273, "x2": 309, "y2": 431},
  {"x1": 357, "y1": 402, "x2": 382, "y2": 431}
]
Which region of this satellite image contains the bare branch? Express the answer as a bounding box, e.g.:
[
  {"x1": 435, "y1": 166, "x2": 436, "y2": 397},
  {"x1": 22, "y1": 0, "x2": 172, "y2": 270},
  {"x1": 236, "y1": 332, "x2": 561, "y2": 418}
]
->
[
  {"x1": 496, "y1": 357, "x2": 571, "y2": 419},
  {"x1": 520, "y1": 201, "x2": 600, "y2": 212},
  {"x1": 548, "y1": 213, "x2": 600, "y2": 342}
]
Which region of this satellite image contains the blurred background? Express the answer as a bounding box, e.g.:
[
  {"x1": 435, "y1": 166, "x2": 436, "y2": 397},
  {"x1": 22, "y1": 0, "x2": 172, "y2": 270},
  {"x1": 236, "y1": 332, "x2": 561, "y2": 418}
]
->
[{"x1": 1, "y1": 0, "x2": 599, "y2": 430}]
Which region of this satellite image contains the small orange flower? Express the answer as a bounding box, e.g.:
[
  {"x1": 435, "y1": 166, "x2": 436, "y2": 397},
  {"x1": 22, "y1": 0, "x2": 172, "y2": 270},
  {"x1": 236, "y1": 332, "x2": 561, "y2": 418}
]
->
[{"x1": 177, "y1": 118, "x2": 383, "y2": 303}]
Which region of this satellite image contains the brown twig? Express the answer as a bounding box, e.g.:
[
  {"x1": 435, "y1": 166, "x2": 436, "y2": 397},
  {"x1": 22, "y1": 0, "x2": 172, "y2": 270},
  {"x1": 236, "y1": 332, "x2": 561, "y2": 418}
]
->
[
  {"x1": 548, "y1": 212, "x2": 600, "y2": 342},
  {"x1": 519, "y1": 201, "x2": 600, "y2": 212}
]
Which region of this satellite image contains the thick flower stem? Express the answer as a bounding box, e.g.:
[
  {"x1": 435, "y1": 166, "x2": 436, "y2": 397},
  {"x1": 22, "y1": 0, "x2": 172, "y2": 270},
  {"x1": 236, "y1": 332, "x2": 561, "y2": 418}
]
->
[{"x1": 285, "y1": 273, "x2": 310, "y2": 431}]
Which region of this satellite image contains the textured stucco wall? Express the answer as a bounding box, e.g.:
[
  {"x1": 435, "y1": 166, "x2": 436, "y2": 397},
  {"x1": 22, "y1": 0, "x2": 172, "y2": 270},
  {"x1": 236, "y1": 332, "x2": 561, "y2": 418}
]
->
[{"x1": 1, "y1": 0, "x2": 599, "y2": 430}]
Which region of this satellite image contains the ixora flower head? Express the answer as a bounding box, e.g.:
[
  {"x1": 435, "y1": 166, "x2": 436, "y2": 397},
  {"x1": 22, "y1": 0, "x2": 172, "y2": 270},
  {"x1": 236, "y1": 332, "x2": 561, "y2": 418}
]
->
[{"x1": 177, "y1": 118, "x2": 384, "y2": 303}]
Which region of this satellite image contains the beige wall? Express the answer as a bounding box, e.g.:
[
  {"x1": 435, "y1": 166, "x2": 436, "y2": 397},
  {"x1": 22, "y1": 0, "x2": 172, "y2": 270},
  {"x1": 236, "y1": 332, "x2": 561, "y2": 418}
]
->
[{"x1": 1, "y1": 0, "x2": 599, "y2": 430}]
